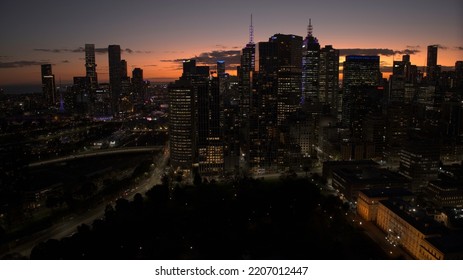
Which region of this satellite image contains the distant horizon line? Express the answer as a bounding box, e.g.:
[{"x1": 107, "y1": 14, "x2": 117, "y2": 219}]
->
[
  {"x1": 0, "y1": 77, "x2": 178, "y2": 87},
  {"x1": 1, "y1": 62, "x2": 458, "y2": 94}
]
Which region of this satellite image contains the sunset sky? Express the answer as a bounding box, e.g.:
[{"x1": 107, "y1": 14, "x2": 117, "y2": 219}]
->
[{"x1": 1, "y1": 0, "x2": 462, "y2": 90}]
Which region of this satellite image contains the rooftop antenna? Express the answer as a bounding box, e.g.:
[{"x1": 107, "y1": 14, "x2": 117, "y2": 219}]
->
[
  {"x1": 249, "y1": 14, "x2": 254, "y2": 44},
  {"x1": 307, "y1": 18, "x2": 313, "y2": 37}
]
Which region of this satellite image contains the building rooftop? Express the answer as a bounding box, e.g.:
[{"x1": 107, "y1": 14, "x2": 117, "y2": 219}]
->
[
  {"x1": 360, "y1": 187, "x2": 414, "y2": 199},
  {"x1": 333, "y1": 167, "x2": 410, "y2": 185},
  {"x1": 380, "y1": 199, "x2": 443, "y2": 236}
]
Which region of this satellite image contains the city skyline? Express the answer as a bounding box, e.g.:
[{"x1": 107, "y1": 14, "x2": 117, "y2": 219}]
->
[{"x1": 1, "y1": 0, "x2": 462, "y2": 88}]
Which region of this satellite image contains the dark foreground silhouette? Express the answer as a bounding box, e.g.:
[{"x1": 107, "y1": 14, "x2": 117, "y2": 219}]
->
[{"x1": 30, "y1": 177, "x2": 386, "y2": 259}]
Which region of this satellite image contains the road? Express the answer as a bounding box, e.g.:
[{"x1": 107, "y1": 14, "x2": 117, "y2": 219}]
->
[
  {"x1": 1, "y1": 146, "x2": 169, "y2": 259},
  {"x1": 28, "y1": 146, "x2": 163, "y2": 167}
]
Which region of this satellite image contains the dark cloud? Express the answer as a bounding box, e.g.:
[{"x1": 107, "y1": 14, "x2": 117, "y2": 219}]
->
[
  {"x1": 340, "y1": 48, "x2": 395, "y2": 56},
  {"x1": 455, "y1": 46, "x2": 463, "y2": 51},
  {"x1": 62, "y1": 60, "x2": 70, "y2": 63},
  {"x1": 431, "y1": 44, "x2": 448, "y2": 50},
  {"x1": 33, "y1": 48, "x2": 63, "y2": 53},
  {"x1": 95, "y1": 48, "x2": 108, "y2": 54},
  {"x1": 143, "y1": 64, "x2": 157, "y2": 67},
  {"x1": 339, "y1": 48, "x2": 420, "y2": 57},
  {"x1": 406, "y1": 45, "x2": 420, "y2": 49},
  {"x1": 196, "y1": 50, "x2": 241, "y2": 65},
  {"x1": 161, "y1": 50, "x2": 241, "y2": 70},
  {"x1": 71, "y1": 47, "x2": 84, "y2": 53},
  {"x1": 0, "y1": 60, "x2": 46, "y2": 68},
  {"x1": 395, "y1": 49, "x2": 420, "y2": 55},
  {"x1": 159, "y1": 58, "x2": 185, "y2": 63},
  {"x1": 33, "y1": 47, "x2": 148, "y2": 55},
  {"x1": 34, "y1": 47, "x2": 84, "y2": 53}
]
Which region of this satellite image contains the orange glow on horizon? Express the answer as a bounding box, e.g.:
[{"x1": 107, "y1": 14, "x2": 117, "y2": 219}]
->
[{"x1": 0, "y1": 45, "x2": 461, "y2": 86}]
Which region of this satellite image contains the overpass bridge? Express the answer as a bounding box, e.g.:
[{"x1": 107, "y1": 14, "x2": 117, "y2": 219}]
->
[{"x1": 28, "y1": 146, "x2": 164, "y2": 167}]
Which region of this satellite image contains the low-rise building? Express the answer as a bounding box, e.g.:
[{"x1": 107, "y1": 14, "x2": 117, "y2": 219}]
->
[
  {"x1": 376, "y1": 199, "x2": 442, "y2": 259},
  {"x1": 322, "y1": 160, "x2": 378, "y2": 185},
  {"x1": 357, "y1": 188, "x2": 413, "y2": 221},
  {"x1": 332, "y1": 166, "x2": 410, "y2": 201},
  {"x1": 425, "y1": 179, "x2": 463, "y2": 208}
]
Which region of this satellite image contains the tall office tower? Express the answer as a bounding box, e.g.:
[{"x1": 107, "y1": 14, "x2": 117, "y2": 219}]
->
[
  {"x1": 71, "y1": 76, "x2": 91, "y2": 114},
  {"x1": 251, "y1": 33, "x2": 302, "y2": 169},
  {"x1": 217, "y1": 60, "x2": 228, "y2": 102},
  {"x1": 169, "y1": 60, "x2": 224, "y2": 174},
  {"x1": 181, "y1": 59, "x2": 197, "y2": 79},
  {"x1": 108, "y1": 45, "x2": 122, "y2": 114},
  {"x1": 399, "y1": 141, "x2": 440, "y2": 193},
  {"x1": 217, "y1": 60, "x2": 226, "y2": 77},
  {"x1": 132, "y1": 68, "x2": 144, "y2": 101},
  {"x1": 384, "y1": 102, "x2": 411, "y2": 166},
  {"x1": 319, "y1": 45, "x2": 339, "y2": 113},
  {"x1": 196, "y1": 76, "x2": 224, "y2": 174},
  {"x1": 260, "y1": 33, "x2": 302, "y2": 125},
  {"x1": 169, "y1": 79, "x2": 195, "y2": 171},
  {"x1": 342, "y1": 56, "x2": 381, "y2": 142},
  {"x1": 343, "y1": 55, "x2": 381, "y2": 87},
  {"x1": 85, "y1": 44, "x2": 98, "y2": 90},
  {"x1": 389, "y1": 60, "x2": 407, "y2": 103},
  {"x1": 41, "y1": 64, "x2": 56, "y2": 106},
  {"x1": 119, "y1": 59, "x2": 131, "y2": 106},
  {"x1": 239, "y1": 15, "x2": 256, "y2": 166},
  {"x1": 120, "y1": 59, "x2": 128, "y2": 79},
  {"x1": 426, "y1": 45, "x2": 439, "y2": 82},
  {"x1": 302, "y1": 19, "x2": 320, "y2": 103},
  {"x1": 456, "y1": 61, "x2": 463, "y2": 89}
]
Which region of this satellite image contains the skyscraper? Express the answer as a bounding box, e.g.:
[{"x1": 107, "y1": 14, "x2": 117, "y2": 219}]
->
[
  {"x1": 389, "y1": 59, "x2": 407, "y2": 103},
  {"x1": 108, "y1": 45, "x2": 122, "y2": 114},
  {"x1": 217, "y1": 60, "x2": 225, "y2": 77},
  {"x1": 169, "y1": 80, "x2": 195, "y2": 171},
  {"x1": 120, "y1": 59, "x2": 128, "y2": 79},
  {"x1": 41, "y1": 64, "x2": 56, "y2": 106},
  {"x1": 250, "y1": 33, "x2": 302, "y2": 169},
  {"x1": 119, "y1": 59, "x2": 131, "y2": 107},
  {"x1": 426, "y1": 45, "x2": 439, "y2": 82},
  {"x1": 169, "y1": 60, "x2": 224, "y2": 174},
  {"x1": 85, "y1": 44, "x2": 98, "y2": 90},
  {"x1": 132, "y1": 68, "x2": 144, "y2": 102},
  {"x1": 239, "y1": 15, "x2": 256, "y2": 114},
  {"x1": 319, "y1": 45, "x2": 339, "y2": 113},
  {"x1": 260, "y1": 33, "x2": 302, "y2": 125},
  {"x1": 302, "y1": 19, "x2": 320, "y2": 103},
  {"x1": 455, "y1": 61, "x2": 463, "y2": 89},
  {"x1": 342, "y1": 55, "x2": 381, "y2": 133},
  {"x1": 343, "y1": 55, "x2": 381, "y2": 88},
  {"x1": 239, "y1": 15, "x2": 256, "y2": 165}
]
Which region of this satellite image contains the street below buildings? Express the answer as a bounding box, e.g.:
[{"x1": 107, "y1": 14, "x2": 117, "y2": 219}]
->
[{"x1": 1, "y1": 146, "x2": 169, "y2": 259}]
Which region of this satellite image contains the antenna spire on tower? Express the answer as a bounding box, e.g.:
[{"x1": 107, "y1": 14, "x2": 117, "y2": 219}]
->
[
  {"x1": 307, "y1": 18, "x2": 313, "y2": 37},
  {"x1": 249, "y1": 14, "x2": 254, "y2": 44}
]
